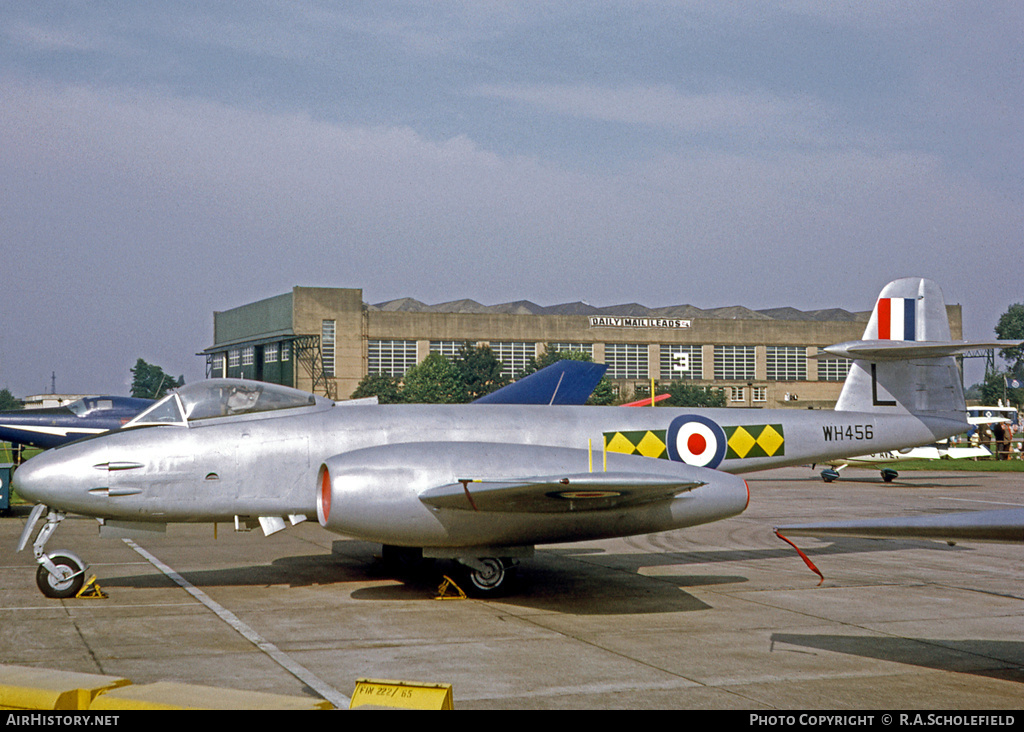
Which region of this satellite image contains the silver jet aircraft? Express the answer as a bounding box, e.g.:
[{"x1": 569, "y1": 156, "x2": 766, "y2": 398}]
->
[{"x1": 14, "y1": 277, "x2": 1018, "y2": 597}]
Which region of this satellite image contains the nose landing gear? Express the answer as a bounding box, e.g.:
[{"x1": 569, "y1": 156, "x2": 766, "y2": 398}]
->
[{"x1": 17, "y1": 505, "x2": 88, "y2": 599}]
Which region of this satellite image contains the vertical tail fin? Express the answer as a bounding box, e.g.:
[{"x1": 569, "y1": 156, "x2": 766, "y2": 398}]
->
[
  {"x1": 861, "y1": 277, "x2": 951, "y2": 343},
  {"x1": 833, "y1": 278, "x2": 964, "y2": 416}
]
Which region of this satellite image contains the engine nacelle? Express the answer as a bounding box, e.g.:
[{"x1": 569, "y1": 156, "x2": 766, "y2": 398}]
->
[
  {"x1": 316, "y1": 441, "x2": 749, "y2": 548},
  {"x1": 317, "y1": 443, "x2": 460, "y2": 546}
]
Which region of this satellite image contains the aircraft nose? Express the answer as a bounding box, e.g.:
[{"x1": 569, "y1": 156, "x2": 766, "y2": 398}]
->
[
  {"x1": 11, "y1": 455, "x2": 51, "y2": 505},
  {"x1": 11, "y1": 445, "x2": 95, "y2": 508}
]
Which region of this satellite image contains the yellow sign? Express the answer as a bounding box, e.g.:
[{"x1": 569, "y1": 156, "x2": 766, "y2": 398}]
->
[{"x1": 350, "y1": 678, "x2": 453, "y2": 710}]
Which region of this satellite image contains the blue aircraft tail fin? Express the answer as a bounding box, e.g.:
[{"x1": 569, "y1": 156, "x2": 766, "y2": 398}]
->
[{"x1": 473, "y1": 360, "x2": 608, "y2": 406}]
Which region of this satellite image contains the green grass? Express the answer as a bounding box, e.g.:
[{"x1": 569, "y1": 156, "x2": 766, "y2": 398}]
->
[{"x1": 875, "y1": 457, "x2": 1024, "y2": 472}]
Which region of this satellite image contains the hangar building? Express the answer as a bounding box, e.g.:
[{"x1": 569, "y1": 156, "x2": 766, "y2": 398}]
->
[{"x1": 201, "y1": 286, "x2": 963, "y2": 409}]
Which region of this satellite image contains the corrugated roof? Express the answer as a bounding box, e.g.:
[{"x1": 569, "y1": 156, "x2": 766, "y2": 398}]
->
[{"x1": 368, "y1": 298, "x2": 867, "y2": 322}]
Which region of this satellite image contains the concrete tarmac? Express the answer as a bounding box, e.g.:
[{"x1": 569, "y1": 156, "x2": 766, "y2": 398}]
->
[{"x1": 1, "y1": 467, "x2": 1022, "y2": 710}]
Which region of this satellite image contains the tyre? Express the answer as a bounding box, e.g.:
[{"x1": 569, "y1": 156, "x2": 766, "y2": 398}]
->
[
  {"x1": 459, "y1": 558, "x2": 515, "y2": 597},
  {"x1": 36, "y1": 553, "x2": 85, "y2": 599}
]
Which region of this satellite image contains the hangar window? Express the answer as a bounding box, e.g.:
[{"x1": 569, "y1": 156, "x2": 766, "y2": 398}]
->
[
  {"x1": 430, "y1": 341, "x2": 470, "y2": 360},
  {"x1": 322, "y1": 320, "x2": 336, "y2": 377},
  {"x1": 605, "y1": 343, "x2": 648, "y2": 379},
  {"x1": 370, "y1": 340, "x2": 418, "y2": 376},
  {"x1": 818, "y1": 353, "x2": 851, "y2": 382},
  {"x1": 660, "y1": 345, "x2": 702, "y2": 380},
  {"x1": 714, "y1": 346, "x2": 755, "y2": 381},
  {"x1": 228, "y1": 350, "x2": 240, "y2": 368},
  {"x1": 210, "y1": 353, "x2": 227, "y2": 378},
  {"x1": 492, "y1": 342, "x2": 537, "y2": 379},
  {"x1": 766, "y1": 346, "x2": 806, "y2": 381},
  {"x1": 265, "y1": 344, "x2": 278, "y2": 363},
  {"x1": 546, "y1": 342, "x2": 594, "y2": 358}
]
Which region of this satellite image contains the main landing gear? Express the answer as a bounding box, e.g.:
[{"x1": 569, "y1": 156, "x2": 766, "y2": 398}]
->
[
  {"x1": 379, "y1": 545, "x2": 519, "y2": 597},
  {"x1": 17, "y1": 505, "x2": 88, "y2": 599},
  {"x1": 453, "y1": 557, "x2": 518, "y2": 597}
]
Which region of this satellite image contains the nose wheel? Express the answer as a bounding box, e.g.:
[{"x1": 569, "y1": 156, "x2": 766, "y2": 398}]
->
[
  {"x1": 36, "y1": 552, "x2": 86, "y2": 599},
  {"x1": 18, "y1": 506, "x2": 90, "y2": 598}
]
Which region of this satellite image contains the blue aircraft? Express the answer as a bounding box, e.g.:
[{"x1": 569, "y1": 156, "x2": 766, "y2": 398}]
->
[{"x1": 0, "y1": 396, "x2": 153, "y2": 451}]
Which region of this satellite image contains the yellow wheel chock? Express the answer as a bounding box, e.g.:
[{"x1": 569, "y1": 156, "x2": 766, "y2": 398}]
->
[
  {"x1": 76, "y1": 576, "x2": 108, "y2": 599},
  {"x1": 435, "y1": 575, "x2": 467, "y2": 600}
]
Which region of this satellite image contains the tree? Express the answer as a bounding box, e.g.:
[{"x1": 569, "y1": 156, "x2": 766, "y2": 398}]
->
[
  {"x1": 974, "y1": 303, "x2": 1024, "y2": 409},
  {"x1": 995, "y1": 303, "x2": 1024, "y2": 375},
  {"x1": 130, "y1": 359, "x2": 183, "y2": 399},
  {"x1": 453, "y1": 344, "x2": 509, "y2": 401},
  {"x1": 350, "y1": 373, "x2": 404, "y2": 403},
  {"x1": 660, "y1": 381, "x2": 727, "y2": 408},
  {"x1": 977, "y1": 369, "x2": 1011, "y2": 407},
  {"x1": 0, "y1": 388, "x2": 23, "y2": 411},
  {"x1": 400, "y1": 353, "x2": 469, "y2": 404}
]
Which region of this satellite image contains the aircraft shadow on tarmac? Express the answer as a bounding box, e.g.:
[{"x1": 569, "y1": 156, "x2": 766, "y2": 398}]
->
[
  {"x1": 771, "y1": 633, "x2": 1024, "y2": 684},
  {"x1": 98, "y1": 535, "x2": 966, "y2": 617},
  {"x1": 99, "y1": 540, "x2": 731, "y2": 614}
]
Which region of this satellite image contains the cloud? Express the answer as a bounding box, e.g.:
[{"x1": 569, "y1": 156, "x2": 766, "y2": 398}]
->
[
  {"x1": 474, "y1": 83, "x2": 839, "y2": 151},
  {"x1": 0, "y1": 61, "x2": 1019, "y2": 393}
]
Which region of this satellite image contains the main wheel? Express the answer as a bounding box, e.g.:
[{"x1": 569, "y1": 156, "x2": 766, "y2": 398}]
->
[
  {"x1": 459, "y1": 558, "x2": 515, "y2": 597},
  {"x1": 36, "y1": 553, "x2": 85, "y2": 599}
]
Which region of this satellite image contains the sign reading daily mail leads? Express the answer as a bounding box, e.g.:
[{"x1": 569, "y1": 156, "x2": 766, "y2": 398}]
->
[{"x1": 589, "y1": 316, "x2": 691, "y2": 329}]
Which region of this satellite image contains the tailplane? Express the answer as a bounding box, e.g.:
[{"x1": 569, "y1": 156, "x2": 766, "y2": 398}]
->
[{"x1": 830, "y1": 278, "x2": 1015, "y2": 417}]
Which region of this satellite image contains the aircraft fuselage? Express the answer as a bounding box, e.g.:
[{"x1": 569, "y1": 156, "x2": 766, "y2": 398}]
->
[{"x1": 14, "y1": 402, "x2": 964, "y2": 548}]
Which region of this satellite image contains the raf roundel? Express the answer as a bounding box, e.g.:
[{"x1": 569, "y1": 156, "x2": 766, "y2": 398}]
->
[{"x1": 666, "y1": 415, "x2": 727, "y2": 469}]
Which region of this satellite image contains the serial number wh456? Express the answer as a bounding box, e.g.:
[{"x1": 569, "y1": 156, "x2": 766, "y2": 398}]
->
[{"x1": 822, "y1": 424, "x2": 873, "y2": 441}]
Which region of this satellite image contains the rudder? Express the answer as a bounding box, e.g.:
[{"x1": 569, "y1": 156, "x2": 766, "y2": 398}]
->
[{"x1": 834, "y1": 278, "x2": 964, "y2": 416}]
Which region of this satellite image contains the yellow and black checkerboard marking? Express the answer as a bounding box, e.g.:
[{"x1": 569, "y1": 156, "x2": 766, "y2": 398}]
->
[
  {"x1": 605, "y1": 424, "x2": 784, "y2": 462},
  {"x1": 724, "y1": 424, "x2": 785, "y2": 459},
  {"x1": 604, "y1": 430, "x2": 668, "y2": 459}
]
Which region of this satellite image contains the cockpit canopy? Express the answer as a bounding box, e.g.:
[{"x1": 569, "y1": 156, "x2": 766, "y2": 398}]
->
[
  {"x1": 66, "y1": 396, "x2": 149, "y2": 417},
  {"x1": 125, "y1": 380, "x2": 331, "y2": 428},
  {"x1": 66, "y1": 397, "x2": 117, "y2": 416}
]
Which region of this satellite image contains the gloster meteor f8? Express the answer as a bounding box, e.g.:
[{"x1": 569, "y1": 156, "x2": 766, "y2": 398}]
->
[{"x1": 14, "y1": 278, "x2": 1017, "y2": 597}]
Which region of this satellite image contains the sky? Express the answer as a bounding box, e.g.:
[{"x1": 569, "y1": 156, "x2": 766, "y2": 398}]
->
[{"x1": 1, "y1": 1, "x2": 1021, "y2": 397}]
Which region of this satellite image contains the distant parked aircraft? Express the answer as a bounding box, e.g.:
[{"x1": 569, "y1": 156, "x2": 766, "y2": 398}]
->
[{"x1": 0, "y1": 396, "x2": 152, "y2": 451}]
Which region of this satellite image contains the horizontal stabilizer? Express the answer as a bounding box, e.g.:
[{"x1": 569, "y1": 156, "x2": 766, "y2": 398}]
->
[
  {"x1": 776, "y1": 508, "x2": 1024, "y2": 544},
  {"x1": 832, "y1": 278, "x2": 1013, "y2": 416},
  {"x1": 824, "y1": 339, "x2": 1023, "y2": 361},
  {"x1": 473, "y1": 360, "x2": 608, "y2": 405},
  {"x1": 419, "y1": 471, "x2": 704, "y2": 513}
]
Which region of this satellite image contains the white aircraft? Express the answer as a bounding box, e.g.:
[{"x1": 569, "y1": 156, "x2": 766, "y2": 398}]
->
[
  {"x1": 818, "y1": 406, "x2": 1017, "y2": 482},
  {"x1": 13, "y1": 277, "x2": 1023, "y2": 597},
  {"x1": 817, "y1": 444, "x2": 992, "y2": 483}
]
